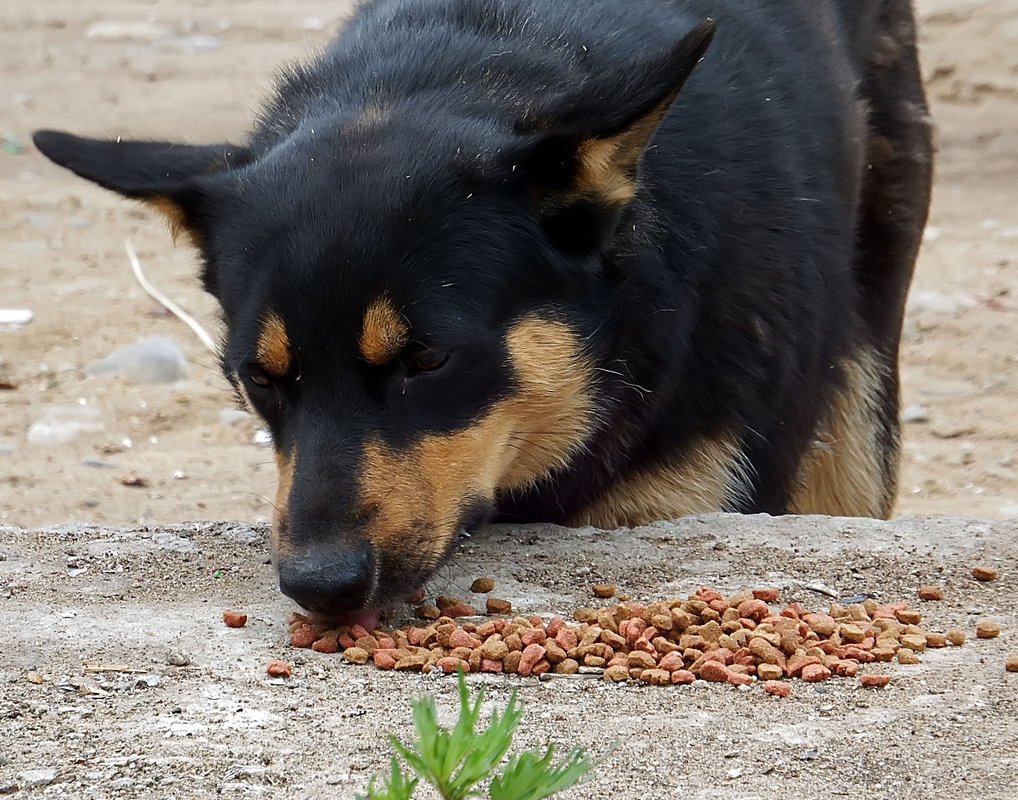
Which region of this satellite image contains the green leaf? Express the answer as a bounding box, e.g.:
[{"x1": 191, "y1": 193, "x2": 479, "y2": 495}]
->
[
  {"x1": 359, "y1": 756, "x2": 418, "y2": 800},
  {"x1": 487, "y1": 745, "x2": 594, "y2": 800}
]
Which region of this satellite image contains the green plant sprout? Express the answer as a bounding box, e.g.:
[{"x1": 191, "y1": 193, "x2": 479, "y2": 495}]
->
[{"x1": 359, "y1": 672, "x2": 595, "y2": 800}]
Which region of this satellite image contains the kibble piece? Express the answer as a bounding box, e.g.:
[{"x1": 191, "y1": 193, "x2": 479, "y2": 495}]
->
[
  {"x1": 899, "y1": 634, "x2": 927, "y2": 653},
  {"x1": 671, "y1": 670, "x2": 696, "y2": 685},
  {"x1": 486, "y1": 597, "x2": 513, "y2": 615},
  {"x1": 757, "y1": 663, "x2": 784, "y2": 682},
  {"x1": 917, "y1": 585, "x2": 944, "y2": 601},
  {"x1": 946, "y1": 628, "x2": 967, "y2": 646},
  {"x1": 470, "y1": 577, "x2": 496, "y2": 594},
  {"x1": 976, "y1": 621, "x2": 1002, "y2": 639},
  {"x1": 312, "y1": 638, "x2": 339, "y2": 654},
  {"x1": 603, "y1": 664, "x2": 629, "y2": 682},
  {"x1": 895, "y1": 608, "x2": 922, "y2": 625},
  {"x1": 925, "y1": 632, "x2": 948, "y2": 649},
  {"x1": 222, "y1": 610, "x2": 248, "y2": 628},
  {"x1": 555, "y1": 658, "x2": 580, "y2": 675},
  {"x1": 445, "y1": 603, "x2": 478, "y2": 618},
  {"x1": 342, "y1": 646, "x2": 370, "y2": 665},
  {"x1": 752, "y1": 587, "x2": 780, "y2": 603},
  {"x1": 1005, "y1": 657, "x2": 1018, "y2": 673},
  {"x1": 897, "y1": 648, "x2": 921, "y2": 665},
  {"x1": 699, "y1": 661, "x2": 729, "y2": 683},
  {"x1": 972, "y1": 566, "x2": 999, "y2": 582},
  {"x1": 266, "y1": 660, "x2": 292, "y2": 678},
  {"x1": 290, "y1": 625, "x2": 316, "y2": 649},
  {"x1": 859, "y1": 674, "x2": 891, "y2": 688},
  {"x1": 801, "y1": 664, "x2": 831, "y2": 683},
  {"x1": 416, "y1": 603, "x2": 441, "y2": 620},
  {"x1": 764, "y1": 680, "x2": 791, "y2": 697},
  {"x1": 593, "y1": 583, "x2": 616, "y2": 599}
]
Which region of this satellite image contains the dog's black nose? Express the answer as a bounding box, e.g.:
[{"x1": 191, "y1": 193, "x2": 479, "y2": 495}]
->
[{"x1": 277, "y1": 542, "x2": 375, "y2": 616}]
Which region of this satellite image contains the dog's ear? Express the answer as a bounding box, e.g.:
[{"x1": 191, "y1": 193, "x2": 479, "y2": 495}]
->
[
  {"x1": 512, "y1": 19, "x2": 715, "y2": 254},
  {"x1": 32, "y1": 130, "x2": 252, "y2": 245}
]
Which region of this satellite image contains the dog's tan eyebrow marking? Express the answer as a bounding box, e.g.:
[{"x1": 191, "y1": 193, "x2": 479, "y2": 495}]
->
[
  {"x1": 256, "y1": 310, "x2": 293, "y2": 377},
  {"x1": 359, "y1": 296, "x2": 409, "y2": 365}
]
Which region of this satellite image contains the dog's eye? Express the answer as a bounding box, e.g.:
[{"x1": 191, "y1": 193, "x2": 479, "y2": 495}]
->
[
  {"x1": 248, "y1": 372, "x2": 273, "y2": 389},
  {"x1": 405, "y1": 348, "x2": 449, "y2": 374}
]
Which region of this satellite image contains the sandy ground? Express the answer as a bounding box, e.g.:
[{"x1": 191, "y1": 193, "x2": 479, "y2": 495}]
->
[
  {"x1": 1, "y1": 1, "x2": 1017, "y2": 799},
  {"x1": 1, "y1": 515, "x2": 1016, "y2": 798},
  {"x1": 0, "y1": 0, "x2": 1017, "y2": 527}
]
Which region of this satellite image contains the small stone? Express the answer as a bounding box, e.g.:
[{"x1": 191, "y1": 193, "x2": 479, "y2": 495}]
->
[
  {"x1": 19, "y1": 770, "x2": 56, "y2": 789},
  {"x1": 166, "y1": 649, "x2": 191, "y2": 667},
  {"x1": 469, "y1": 577, "x2": 495, "y2": 593},
  {"x1": 26, "y1": 671, "x2": 44, "y2": 684},
  {"x1": 972, "y1": 566, "x2": 999, "y2": 582},
  {"x1": 902, "y1": 405, "x2": 929, "y2": 423},
  {"x1": 592, "y1": 583, "x2": 616, "y2": 599},
  {"x1": 976, "y1": 621, "x2": 1001, "y2": 639}
]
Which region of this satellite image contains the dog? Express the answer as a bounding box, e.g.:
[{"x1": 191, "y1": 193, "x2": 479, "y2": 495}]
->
[{"x1": 33, "y1": 0, "x2": 932, "y2": 625}]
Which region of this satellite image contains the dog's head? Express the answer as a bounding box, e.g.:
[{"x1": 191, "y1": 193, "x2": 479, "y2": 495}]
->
[{"x1": 33, "y1": 22, "x2": 713, "y2": 623}]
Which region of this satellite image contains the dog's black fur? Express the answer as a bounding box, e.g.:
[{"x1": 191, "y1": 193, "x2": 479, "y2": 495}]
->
[{"x1": 33, "y1": 0, "x2": 932, "y2": 619}]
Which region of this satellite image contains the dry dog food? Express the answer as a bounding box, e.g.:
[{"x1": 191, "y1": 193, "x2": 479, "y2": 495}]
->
[
  {"x1": 971, "y1": 566, "x2": 999, "y2": 582},
  {"x1": 266, "y1": 660, "x2": 292, "y2": 678},
  {"x1": 976, "y1": 620, "x2": 1002, "y2": 639},
  {"x1": 1006, "y1": 656, "x2": 1018, "y2": 673},
  {"x1": 470, "y1": 577, "x2": 496, "y2": 593},
  {"x1": 222, "y1": 610, "x2": 248, "y2": 628},
  {"x1": 917, "y1": 585, "x2": 944, "y2": 601},
  {"x1": 592, "y1": 583, "x2": 616, "y2": 599},
  {"x1": 284, "y1": 583, "x2": 973, "y2": 693}
]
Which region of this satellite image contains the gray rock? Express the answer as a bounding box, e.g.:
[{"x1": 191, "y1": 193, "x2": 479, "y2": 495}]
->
[
  {"x1": 88, "y1": 336, "x2": 187, "y2": 384},
  {"x1": 166, "y1": 649, "x2": 191, "y2": 667},
  {"x1": 27, "y1": 403, "x2": 104, "y2": 445},
  {"x1": 19, "y1": 769, "x2": 56, "y2": 789}
]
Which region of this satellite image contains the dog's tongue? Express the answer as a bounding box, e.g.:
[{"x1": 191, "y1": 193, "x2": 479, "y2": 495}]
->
[{"x1": 346, "y1": 611, "x2": 380, "y2": 631}]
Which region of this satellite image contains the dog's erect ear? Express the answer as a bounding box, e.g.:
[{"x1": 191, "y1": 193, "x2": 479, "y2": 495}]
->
[
  {"x1": 32, "y1": 130, "x2": 252, "y2": 244},
  {"x1": 512, "y1": 19, "x2": 716, "y2": 254}
]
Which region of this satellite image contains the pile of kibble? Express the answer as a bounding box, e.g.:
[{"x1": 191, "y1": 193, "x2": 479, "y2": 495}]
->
[{"x1": 258, "y1": 573, "x2": 1010, "y2": 695}]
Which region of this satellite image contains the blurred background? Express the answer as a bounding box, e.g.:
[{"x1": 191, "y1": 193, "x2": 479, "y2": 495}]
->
[{"x1": 1, "y1": 0, "x2": 1016, "y2": 528}]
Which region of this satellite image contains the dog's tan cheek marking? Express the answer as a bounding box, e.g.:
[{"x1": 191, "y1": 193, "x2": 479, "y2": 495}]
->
[
  {"x1": 790, "y1": 348, "x2": 896, "y2": 519},
  {"x1": 569, "y1": 435, "x2": 753, "y2": 529},
  {"x1": 272, "y1": 449, "x2": 295, "y2": 559},
  {"x1": 144, "y1": 198, "x2": 201, "y2": 248},
  {"x1": 359, "y1": 297, "x2": 409, "y2": 365},
  {"x1": 256, "y1": 311, "x2": 292, "y2": 378},
  {"x1": 356, "y1": 318, "x2": 596, "y2": 562}
]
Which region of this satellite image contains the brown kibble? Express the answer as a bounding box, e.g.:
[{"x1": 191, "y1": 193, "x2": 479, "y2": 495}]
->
[
  {"x1": 449, "y1": 629, "x2": 482, "y2": 650},
  {"x1": 925, "y1": 632, "x2": 948, "y2": 649},
  {"x1": 416, "y1": 603, "x2": 441, "y2": 620},
  {"x1": 593, "y1": 583, "x2": 616, "y2": 599},
  {"x1": 752, "y1": 587, "x2": 780, "y2": 603},
  {"x1": 266, "y1": 660, "x2": 292, "y2": 678},
  {"x1": 860, "y1": 674, "x2": 891, "y2": 688},
  {"x1": 470, "y1": 577, "x2": 496, "y2": 593},
  {"x1": 671, "y1": 670, "x2": 696, "y2": 685},
  {"x1": 757, "y1": 663, "x2": 784, "y2": 682},
  {"x1": 801, "y1": 664, "x2": 831, "y2": 683},
  {"x1": 897, "y1": 648, "x2": 921, "y2": 665},
  {"x1": 480, "y1": 638, "x2": 509, "y2": 661},
  {"x1": 503, "y1": 651, "x2": 522, "y2": 674},
  {"x1": 895, "y1": 608, "x2": 922, "y2": 625},
  {"x1": 436, "y1": 595, "x2": 463, "y2": 611},
  {"x1": 486, "y1": 597, "x2": 513, "y2": 615},
  {"x1": 312, "y1": 638, "x2": 339, "y2": 654},
  {"x1": 900, "y1": 634, "x2": 927, "y2": 653},
  {"x1": 917, "y1": 585, "x2": 944, "y2": 601},
  {"x1": 1005, "y1": 656, "x2": 1018, "y2": 673},
  {"x1": 726, "y1": 670, "x2": 753, "y2": 687},
  {"x1": 222, "y1": 610, "x2": 248, "y2": 628},
  {"x1": 641, "y1": 669, "x2": 671, "y2": 686},
  {"x1": 517, "y1": 643, "x2": 546, "y2": 677},
  {"x1": 445, "y1": 603, "x2": 478, "y2": 618},
  {"x1": 290, "y1": 624, "x2": 316, "y2": 649},
  {"x1": 804, "y1": 613, "x2": 837, "y2": 637},
  {"x1": 764, "y1": 680, "x2": 791, "y2": 697},
  {"x1": 436, "y1": 657, "x2": 471, "y2": 674},
  {"x1": 373, "y1": 649, "x2": 397, "y2": 670},
  {"x1": 946, "y1": 628, "x2": 967, "y2": 646},
  {"x1": 604, "y1": 664, "x2": 630, "y2": 682},
  {"x1": 700, "y1": 661, "x2": 729, "y2": 683},
  {"x1": 972, "y1": 566, "x2": 999, "y2": 582},
  {"x1": 555, "y1": 658, "x2": 580, "y2": 674},
  {"x1": 737, "y1": 599, "x2": 769, "y2": 622},
  {"x1": 343, "y1": 646, "x2": 370, "y2": 665},
  {"x1": 976, "y1": 620, "x2": 1002, "y2": 639}
]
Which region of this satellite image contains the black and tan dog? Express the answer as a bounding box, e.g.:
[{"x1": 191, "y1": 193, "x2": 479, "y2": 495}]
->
[{"x1": 34, "y1": 0, "x2": 932, "y2": 625}]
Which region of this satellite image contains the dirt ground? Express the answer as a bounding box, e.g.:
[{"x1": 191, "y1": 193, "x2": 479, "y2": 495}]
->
[
  {"x1": 1, "y1": 0, "x2": 1017, "y2": 527},
  {"x1": 1, "y1": 515, "x2": 1016, "y2": 798},
  {"x1": 1, "y1": 1, "x2": 1017, "y2": 799}
]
